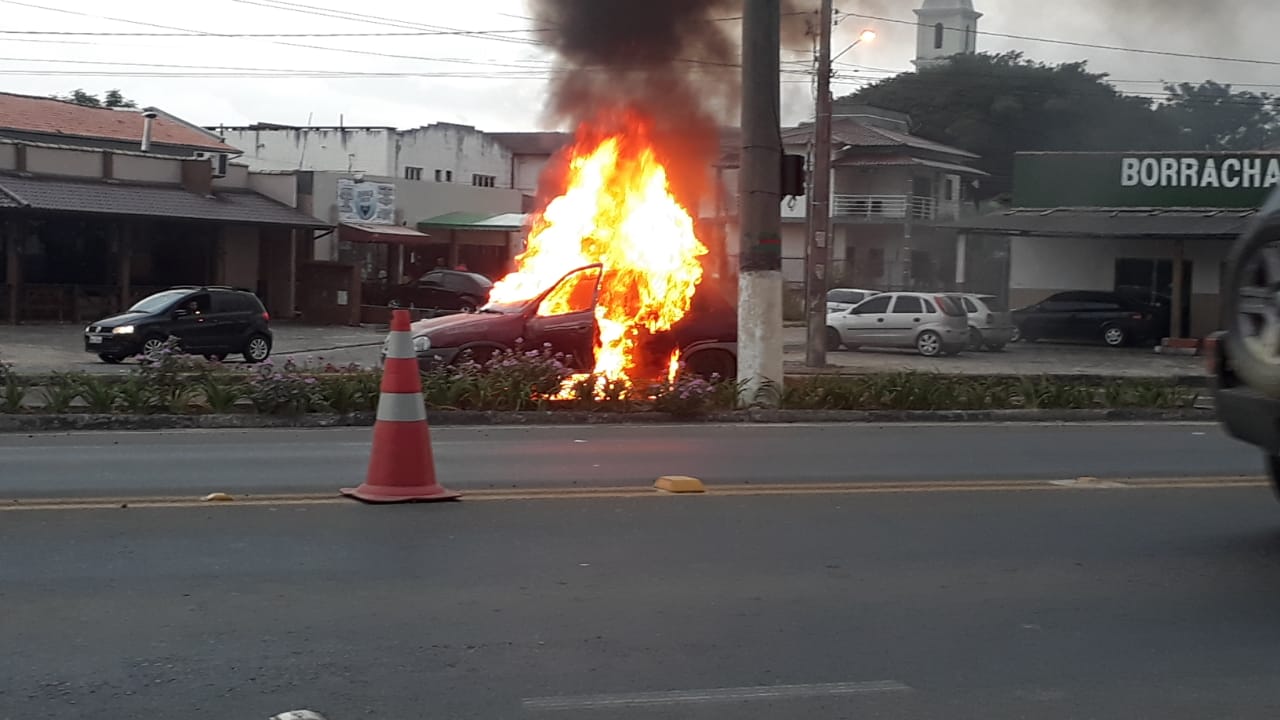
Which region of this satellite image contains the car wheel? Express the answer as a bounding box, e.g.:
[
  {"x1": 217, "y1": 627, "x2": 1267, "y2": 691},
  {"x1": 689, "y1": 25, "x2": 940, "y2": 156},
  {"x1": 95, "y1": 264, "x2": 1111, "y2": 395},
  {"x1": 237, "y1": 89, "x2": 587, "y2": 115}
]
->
[
  {"x1": 916, "y1": 330, "x2": 943, "y2": 357},
  {"x1": 140, "y1": 336, "x2": 167, "y2": 360},
  {"x1": 1010, "y1": 326, "x2": 1023, "y2": 343},
  {"x1": 1224, "y1": 224, "x2": 1280, "y2": 398},
  {"x1": 684, "y1": 349, "x2": 736, "y2": 381},
  {"x1": 967, "y1": 327, "x2": 984, "y2": 351},
  {"x1": 243, "y1": 334, "x2": 272, "y2": 363},
  {"x1": 98, "y1": 353, "x2": 125, "y2": 364},
  {"x1": 825, "y1": 327, "x2": 843, "y2": 352},
  {"x1": 1102, "y1": 325, "x2": 1128, "y2": 347}
]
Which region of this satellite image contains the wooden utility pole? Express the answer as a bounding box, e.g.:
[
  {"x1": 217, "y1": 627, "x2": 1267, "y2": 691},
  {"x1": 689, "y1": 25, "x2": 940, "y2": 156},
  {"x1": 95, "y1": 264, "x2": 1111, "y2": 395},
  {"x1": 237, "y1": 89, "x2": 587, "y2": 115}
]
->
[
  {"x1": 805, "y1": 0, "x2": 834, "y2": 367},
  {"x1": 737, "y1": 0, "x2": 784, "y2": 407}
]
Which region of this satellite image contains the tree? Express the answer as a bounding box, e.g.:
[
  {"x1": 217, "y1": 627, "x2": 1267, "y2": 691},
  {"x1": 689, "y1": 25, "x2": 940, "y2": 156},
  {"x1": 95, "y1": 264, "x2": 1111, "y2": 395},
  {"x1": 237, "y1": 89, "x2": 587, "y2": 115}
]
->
[
  {"x1": 1158, "y1": 81, "x2": 1278, "y2": 151},
  {"x1": 55, "y1": 88, "x2": 138, "y2": 109},
  {"x1": 840, "y1": 52, "x2": 1178, "y2": 199}
]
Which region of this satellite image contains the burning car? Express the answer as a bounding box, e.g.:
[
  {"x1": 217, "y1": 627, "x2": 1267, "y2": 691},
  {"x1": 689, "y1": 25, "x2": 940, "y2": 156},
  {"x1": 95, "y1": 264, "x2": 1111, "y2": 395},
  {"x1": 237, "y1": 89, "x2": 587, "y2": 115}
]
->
[{"x1": 396, "y1": 264, "x2": 738, "y2": 380}]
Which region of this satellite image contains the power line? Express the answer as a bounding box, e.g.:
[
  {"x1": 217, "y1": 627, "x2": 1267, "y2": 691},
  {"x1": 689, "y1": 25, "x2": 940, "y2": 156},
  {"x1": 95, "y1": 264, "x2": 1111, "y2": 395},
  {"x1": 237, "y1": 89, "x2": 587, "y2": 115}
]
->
[
  {"x1": 0, "y1": 28, "x2": 547, "y2": 38},
  {"x1": 836, "y1": 9, "x2": 1280, "y2": 68}
]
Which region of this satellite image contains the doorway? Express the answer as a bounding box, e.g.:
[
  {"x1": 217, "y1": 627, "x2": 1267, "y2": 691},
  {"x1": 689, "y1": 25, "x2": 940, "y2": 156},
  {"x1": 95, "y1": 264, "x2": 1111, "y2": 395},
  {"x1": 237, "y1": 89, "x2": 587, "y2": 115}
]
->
[{"x1": 1115, "y1": 257, "x2": 1192, "y2": 338}]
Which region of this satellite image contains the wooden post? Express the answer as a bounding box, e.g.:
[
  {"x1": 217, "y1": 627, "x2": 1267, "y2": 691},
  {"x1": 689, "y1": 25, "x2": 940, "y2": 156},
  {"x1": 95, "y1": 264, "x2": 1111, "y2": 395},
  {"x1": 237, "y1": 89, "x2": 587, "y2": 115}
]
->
[
  {"x1": 5, "y1": 220, "x2": 20, "y2": 325},
  {"x1": 1170, "y1": 238, "x2": 1186, "y2": 340}
]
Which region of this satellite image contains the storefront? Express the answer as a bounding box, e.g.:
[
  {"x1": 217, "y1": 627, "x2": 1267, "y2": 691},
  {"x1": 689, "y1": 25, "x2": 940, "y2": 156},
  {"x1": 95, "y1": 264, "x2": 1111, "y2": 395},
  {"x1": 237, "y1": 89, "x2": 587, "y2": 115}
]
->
[{"x1": 952, "y1": 152, "x2": 1279, "y2": 339}]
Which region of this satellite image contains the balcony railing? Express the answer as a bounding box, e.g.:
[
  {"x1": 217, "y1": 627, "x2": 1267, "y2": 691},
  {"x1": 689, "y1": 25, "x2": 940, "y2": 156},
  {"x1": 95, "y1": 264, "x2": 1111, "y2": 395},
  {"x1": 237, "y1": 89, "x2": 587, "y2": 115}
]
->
[{"x1": 832, "y1": 194, "x2": 937, "y2": 220}]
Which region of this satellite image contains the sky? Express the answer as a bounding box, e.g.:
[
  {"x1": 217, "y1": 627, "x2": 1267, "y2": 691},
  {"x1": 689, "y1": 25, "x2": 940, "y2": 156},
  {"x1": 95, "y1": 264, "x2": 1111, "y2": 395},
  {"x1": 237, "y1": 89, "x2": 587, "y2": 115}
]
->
[{"x1": 1, "y1": 0, "x2": 1275, "y2": 133}]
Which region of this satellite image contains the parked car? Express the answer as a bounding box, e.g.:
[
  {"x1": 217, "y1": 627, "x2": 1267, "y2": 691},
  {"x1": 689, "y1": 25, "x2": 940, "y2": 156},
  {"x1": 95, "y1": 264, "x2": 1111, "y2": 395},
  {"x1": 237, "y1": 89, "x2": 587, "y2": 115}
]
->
[
  {"x1": 1011, "y1": 291, "x2": 1162, "y2": 347},
  {"x1": 393, "y1": 265, "x2": 739, "y2": 380},
  {"x1": 84, "y1": 286, "x2": 272, "y2": 364},
  {"x1": 825, "y1": 292, "x2": 969, "y2": 357},
  {"x1": 826, "y1": 287, "x2": 880, "y2": 314},
  {"x1": 955, "y1": 293, "x2": 1016, "y2": 351},
  {"x1": 389, "y1": 269, "x2": 493, "y2": 313},
  {"x1": 1213, "y1": 186, "x2": 1280, "y2": 492}
]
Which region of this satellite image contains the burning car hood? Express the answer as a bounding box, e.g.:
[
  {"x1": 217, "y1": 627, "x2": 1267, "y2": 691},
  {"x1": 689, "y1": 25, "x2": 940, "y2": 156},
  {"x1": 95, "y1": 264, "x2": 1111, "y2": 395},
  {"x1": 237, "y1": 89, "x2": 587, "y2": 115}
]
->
[{"x1": 410, "y1": 310, "x2": 526, "y2": 348}]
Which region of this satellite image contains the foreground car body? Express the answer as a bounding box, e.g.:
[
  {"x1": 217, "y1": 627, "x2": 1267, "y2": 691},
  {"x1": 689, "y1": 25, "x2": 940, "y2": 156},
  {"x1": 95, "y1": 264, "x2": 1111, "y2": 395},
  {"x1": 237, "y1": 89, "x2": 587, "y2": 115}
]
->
[{"x1": 1214, "y1": 187, "x2": 1280, "y2": 490}]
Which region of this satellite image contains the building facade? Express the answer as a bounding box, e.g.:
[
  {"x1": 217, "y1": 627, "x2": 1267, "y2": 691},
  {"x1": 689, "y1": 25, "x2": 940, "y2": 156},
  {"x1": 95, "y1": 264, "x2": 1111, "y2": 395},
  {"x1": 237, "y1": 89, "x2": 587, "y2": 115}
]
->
[{"x1": 953, "y1": 151, "x2": 1280, "y2": 339}]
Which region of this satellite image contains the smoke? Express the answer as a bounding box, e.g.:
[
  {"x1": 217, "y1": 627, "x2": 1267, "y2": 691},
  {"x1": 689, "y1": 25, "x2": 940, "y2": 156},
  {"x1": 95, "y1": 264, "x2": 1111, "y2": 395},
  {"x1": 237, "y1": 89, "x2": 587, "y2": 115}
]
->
[{"x1": 528, "y1": 0, "x2": 813, "y2": 208}]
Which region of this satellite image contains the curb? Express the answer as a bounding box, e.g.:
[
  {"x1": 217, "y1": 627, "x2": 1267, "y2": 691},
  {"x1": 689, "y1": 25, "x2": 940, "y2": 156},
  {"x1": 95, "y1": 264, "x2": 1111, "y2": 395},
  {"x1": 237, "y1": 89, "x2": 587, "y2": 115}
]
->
[{"x1": 0, "y1": 407, "x2": 1216, "y2": 433}]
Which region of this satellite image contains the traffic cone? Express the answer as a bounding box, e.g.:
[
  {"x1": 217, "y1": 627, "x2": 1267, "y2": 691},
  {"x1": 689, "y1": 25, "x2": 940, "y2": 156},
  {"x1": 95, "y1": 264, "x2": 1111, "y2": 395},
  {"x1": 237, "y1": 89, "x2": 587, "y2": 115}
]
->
[{"x1": 341, "y1": 309, "x2": 460, "y2": 503}]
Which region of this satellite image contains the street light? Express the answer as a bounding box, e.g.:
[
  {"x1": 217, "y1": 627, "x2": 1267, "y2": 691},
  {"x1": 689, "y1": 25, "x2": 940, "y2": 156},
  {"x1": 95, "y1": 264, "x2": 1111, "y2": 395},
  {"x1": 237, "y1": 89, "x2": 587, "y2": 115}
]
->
[{"x1": 832, "y1": 28, "x2": 876, "y2": 64}]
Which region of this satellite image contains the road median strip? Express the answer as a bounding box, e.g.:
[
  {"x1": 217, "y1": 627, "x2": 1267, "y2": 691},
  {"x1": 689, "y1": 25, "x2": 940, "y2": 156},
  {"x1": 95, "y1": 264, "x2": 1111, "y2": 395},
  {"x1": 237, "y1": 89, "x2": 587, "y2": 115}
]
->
[{"x1": 1, "y1": 476, "x2": 1264, "y2": 512}]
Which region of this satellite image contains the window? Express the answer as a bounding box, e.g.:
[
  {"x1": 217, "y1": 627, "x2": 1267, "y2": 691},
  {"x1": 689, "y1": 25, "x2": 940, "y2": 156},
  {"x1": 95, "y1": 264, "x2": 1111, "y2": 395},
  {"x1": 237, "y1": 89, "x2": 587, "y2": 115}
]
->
[
  {"x1": 962, "y1": 297, "x2": 979, "y2": 314},
  {"x1": 853, "y1": 295, "x2": 891, "y2": 314},
  {"x1": 934, "y1": 23, "x2": 944, "y2": 49},
  {"x1": 472, "y1": 174, "x2": 497, "y2": 188},
  {"x1": 537, "y1": 267, "x2": 601, "y2": 317},
  {"x1": 445, "y1": 170, "x2": 453, "y2": 182},
  {"x1": 965, "y1": 25, "x2": 975, "y2": 52},
  {"x1": 921, "y1": 298, "x2": 938, "y2": 313},
  {"x1": 827, "y1": 289, "x2": 865, "y2": 304},
  {"x1": 404, "y1": 166, "x2": 423, "y2": 181},
  {"x1": 892, "y1": 295, "x2": 925, "y2": 314},
  {"x1": 433, "y1": 169, "x2": 443, "y2": 182}
]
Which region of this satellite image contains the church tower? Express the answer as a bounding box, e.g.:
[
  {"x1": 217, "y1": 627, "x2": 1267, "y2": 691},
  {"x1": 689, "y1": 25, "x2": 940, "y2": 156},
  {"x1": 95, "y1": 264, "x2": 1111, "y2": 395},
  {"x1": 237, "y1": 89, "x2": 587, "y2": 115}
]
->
[{"x1": 914, "y1": 0, "x2": 981, "y2": 69}]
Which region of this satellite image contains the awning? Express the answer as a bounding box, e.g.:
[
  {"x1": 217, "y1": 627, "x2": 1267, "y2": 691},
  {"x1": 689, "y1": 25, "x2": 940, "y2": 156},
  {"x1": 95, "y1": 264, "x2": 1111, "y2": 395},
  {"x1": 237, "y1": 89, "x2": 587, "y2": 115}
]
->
[
  {"x1": 945, "y1": 207, "x2": 1260, "y2": 238},
  {"x1": 0, "y1": 173, "x2": 330, "y2": 228},
  {"x1": 417, "y1": 211, "x2": 528, "y2": 232},
  {"x1": 833, "y1": 154, "x2": 989, "y2": 176},
  {"x1": 340, "y1": 221, "x2": 441, "y2": 246}
]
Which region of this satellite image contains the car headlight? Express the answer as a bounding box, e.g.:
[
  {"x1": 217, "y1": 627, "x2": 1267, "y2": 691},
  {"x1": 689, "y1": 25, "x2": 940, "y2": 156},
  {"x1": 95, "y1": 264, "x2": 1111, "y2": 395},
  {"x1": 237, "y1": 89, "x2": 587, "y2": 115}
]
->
[
  {"x1": 112, "y1": 325, "x2": 135, "y2": 335},
  {"x1": 413, "y1": 335, "x2": 432, "y2": 352}
]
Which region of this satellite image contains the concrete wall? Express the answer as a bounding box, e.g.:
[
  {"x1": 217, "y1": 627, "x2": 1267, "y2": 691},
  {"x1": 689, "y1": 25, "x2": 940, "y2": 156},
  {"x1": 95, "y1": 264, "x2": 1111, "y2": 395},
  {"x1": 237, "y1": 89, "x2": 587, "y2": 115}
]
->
[
  {"x1": 1008, "y1": 235, "x2": 1228, "y2": 337},
  {"x1": 398, "y1": 123, "x2": 512, "y2": 187},
  {"x1": 25, "y1": 147, "x2": 101, "y2": 177},
  {"x1": 0, "y1": 144, "x2": 15, "y2": 170},
  {"x1": 312, "y1": 172, "x2": 522, "y2": 228},
  {"x1": 114, "y1": 154, "x2": 183, "y2": 184},
  {"x1": 513, "y1": 155, "x2": 550, "y2": 195},
  {"x1": 218, "y1": 127, "x2": 397, "y2": 175},
  {"x1": 212, "y1": 163, "x2": 251, "y2": 189},
  {"x1": 248, "y1": 172, "x2": 298, "y2": 207},
  {"x1": 218, "y1": 226, "x2": 261, "y2": 289}
]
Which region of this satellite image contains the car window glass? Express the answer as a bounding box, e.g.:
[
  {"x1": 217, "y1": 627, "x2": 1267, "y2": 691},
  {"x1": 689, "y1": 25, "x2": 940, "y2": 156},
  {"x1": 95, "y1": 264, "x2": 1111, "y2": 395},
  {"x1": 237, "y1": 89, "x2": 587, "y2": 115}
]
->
[
  {"x1": 828, "y1": 290, "x2": 859, "y2": 304},
  {"x1": 962, "y1": 297, "x2": 979, "y2": 314},
  {"x1": 420, "y1": 271, "x2": 446, "y2": 286},
  {"x1": 442, "y1": 274, "x2": 470, "y2": 292},
  {"x1": 892, "y1": 296, "x2": 925, "y2": 314},
  {"x1": 178, "y1": 293, "x2": 211, "y2": 315},
  {"x1": 537, "y1": 267, "x2": 601, "y2": 317},
  {"x1": 922, "y1": 298, "x2": 938, "y2": 313},
  {"x1": 854, "y1": 295, "x2": 891, "y2": 314}
]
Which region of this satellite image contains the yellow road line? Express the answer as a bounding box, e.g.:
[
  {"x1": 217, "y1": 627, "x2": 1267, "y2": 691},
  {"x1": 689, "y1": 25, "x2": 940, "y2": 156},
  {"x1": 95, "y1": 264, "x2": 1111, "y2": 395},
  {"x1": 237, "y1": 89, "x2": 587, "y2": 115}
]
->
[{"x1": 0, "y1": 476, "x2": 1265, "y2": 512}]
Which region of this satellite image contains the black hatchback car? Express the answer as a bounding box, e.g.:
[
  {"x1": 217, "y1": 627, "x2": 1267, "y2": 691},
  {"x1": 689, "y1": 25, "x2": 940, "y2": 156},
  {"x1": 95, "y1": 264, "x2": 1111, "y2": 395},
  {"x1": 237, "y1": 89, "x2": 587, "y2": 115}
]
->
[
  {"x1": 1011, "y1": 291, "x2": 1164, "y2": 347},
  {"x1": 389, "y1": 269, "x2": 493, "y2": 313},
  {"x1": 85, "y1": 286, "x2": 273, "y2": 364}
]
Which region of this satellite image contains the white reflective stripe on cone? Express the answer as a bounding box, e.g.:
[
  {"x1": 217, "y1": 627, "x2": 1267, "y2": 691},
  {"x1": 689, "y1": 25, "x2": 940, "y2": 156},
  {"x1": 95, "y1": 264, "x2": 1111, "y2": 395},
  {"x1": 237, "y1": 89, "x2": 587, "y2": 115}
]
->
[
  {"x1": 376, "y1": 392, "x2": 428, "y2": 422},
  {"x1": 385, "y1": 330, "x2": 415, "y2": 360}
]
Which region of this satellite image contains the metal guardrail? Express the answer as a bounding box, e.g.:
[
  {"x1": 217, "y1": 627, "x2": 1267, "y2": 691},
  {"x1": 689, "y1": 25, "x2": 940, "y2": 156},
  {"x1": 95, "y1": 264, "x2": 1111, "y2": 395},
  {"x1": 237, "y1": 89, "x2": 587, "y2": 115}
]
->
[{"x1": 831, "y1": 194, "x2": 937, "y2": 220}]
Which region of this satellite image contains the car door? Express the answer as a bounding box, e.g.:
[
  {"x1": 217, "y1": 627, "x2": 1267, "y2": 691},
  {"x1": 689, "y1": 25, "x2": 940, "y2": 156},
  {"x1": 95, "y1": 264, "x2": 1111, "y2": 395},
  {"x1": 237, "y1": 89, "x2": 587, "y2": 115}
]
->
[
  {"x1": 840, "y1": 294, "x2": 893, "y2": 345},
  {"x1": 522, "y1": 265, "x2": 603, "y2": 369},
  {"x1": 1071, "y1": 296, "x2": 1124, "y2": 340},
  {"x1": 168, "y1": 292, "x2": 215, "y2": 350},
  {"x1": 210, "y1": 292, "x2": 251, "y2": 351},
  {"x1": 887, "y1": 294, "x2": 928, "y2": 347},
  {"x1": 1030, "y1": 296, "x2": 1076, "y2": 340}
]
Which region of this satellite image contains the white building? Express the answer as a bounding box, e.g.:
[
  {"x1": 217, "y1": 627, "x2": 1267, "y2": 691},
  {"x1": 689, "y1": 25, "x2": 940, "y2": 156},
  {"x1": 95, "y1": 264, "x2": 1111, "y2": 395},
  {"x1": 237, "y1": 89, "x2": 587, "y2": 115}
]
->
[
  {"x1": 914, "y1": 0, "x2": 981, "y2": 69},
  {"x1": 211, "y1": 122, "x2": 514, "y2": 190}
]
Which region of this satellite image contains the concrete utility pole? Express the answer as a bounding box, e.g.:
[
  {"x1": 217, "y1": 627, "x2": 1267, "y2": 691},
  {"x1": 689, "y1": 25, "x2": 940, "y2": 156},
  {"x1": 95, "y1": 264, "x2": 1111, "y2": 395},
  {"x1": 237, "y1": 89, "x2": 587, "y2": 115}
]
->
[
  {"x1": 805, "y1": 0, "x2": 834, "y2": 368},
  {"x1": 738, "y1": 0, "x2": 785, "y2": 407}
]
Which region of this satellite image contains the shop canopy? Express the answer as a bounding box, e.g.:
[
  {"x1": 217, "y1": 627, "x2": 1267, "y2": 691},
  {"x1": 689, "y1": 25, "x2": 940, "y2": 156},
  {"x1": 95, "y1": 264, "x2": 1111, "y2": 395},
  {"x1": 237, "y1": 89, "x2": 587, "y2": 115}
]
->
[
  {"x1": 0, "y1": 173, "x2": 329, "y2": 228},
  {"x1": 946, "y1": 207, "x2": 1259, "y2": 239},
  {"x1": 417, "y1": 212, "x2": 528, "y2": 233},
  {"x1": 339, "y1": 221, "x2": 440, "y2": 246}
]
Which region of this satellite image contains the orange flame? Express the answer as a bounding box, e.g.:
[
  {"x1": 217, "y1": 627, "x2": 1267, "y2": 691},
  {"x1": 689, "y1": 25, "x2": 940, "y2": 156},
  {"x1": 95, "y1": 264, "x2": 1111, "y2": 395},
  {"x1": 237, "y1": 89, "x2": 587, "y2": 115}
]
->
[{"x1": 489, "y1": 113, "x2": 708, "y2": 387}]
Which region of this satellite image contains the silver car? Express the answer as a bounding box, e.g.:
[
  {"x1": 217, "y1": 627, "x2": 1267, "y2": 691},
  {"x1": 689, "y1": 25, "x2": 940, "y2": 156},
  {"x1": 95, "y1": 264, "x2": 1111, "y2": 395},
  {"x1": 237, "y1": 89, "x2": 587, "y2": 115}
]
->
[
  {"x1": 826, "y1": 287, "x2": 880, "y2": 314},
  {"x1": 826, "y1": 292, "x2": 969, "y2": 357},
  {"x1": 956, "y1": 293, "x2": 1016, "y2": 351}
]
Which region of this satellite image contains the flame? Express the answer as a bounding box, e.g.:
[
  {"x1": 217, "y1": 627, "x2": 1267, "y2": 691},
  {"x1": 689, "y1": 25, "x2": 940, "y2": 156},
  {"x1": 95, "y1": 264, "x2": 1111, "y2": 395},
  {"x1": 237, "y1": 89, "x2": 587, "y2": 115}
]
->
[
  {"x1": 489, "y1": 112, "x2": 708, "y2": 388},
  {"x1": 667, "y1": 349, "x2": 682, "y2": 386}
]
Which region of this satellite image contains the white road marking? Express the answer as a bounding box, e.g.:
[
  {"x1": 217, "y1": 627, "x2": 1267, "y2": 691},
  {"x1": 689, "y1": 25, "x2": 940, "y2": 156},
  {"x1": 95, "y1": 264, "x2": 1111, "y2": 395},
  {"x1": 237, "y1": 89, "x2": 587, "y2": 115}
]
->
[{"x1": 522, "y1": 680, "x2": 911, "y2": 711}]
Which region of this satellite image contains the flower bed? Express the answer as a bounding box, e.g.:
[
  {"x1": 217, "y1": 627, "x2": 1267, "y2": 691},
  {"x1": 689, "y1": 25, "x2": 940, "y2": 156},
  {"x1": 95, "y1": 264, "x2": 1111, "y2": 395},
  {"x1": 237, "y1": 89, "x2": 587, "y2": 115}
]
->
[{"x1": 0, "y1": 343, "x2": 1202, "y2": 418}]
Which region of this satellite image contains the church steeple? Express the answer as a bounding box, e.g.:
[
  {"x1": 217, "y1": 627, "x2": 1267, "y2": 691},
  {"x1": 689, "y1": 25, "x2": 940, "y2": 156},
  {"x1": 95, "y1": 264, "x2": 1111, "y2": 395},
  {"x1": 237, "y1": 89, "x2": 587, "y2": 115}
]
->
[{"x1": 914, "y1": 0, "x2": 981, "y2": 69}]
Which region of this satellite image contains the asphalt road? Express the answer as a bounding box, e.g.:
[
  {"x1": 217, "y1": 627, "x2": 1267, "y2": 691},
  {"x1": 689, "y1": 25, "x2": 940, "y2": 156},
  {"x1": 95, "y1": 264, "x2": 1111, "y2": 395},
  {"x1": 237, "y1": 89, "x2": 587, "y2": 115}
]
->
[
  {"x1": 7, "y1": 484, "x2": 1280, "y2": 719},
  {"x1": 0, "y1": 422, "x2": 1262, "y2": 499}
]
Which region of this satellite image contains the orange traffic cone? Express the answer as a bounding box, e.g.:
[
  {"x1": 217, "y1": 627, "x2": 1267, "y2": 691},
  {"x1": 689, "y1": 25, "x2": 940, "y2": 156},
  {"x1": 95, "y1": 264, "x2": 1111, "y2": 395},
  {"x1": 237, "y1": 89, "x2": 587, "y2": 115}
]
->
[{"x1": 341, "y1": 309, "x2": 460, "y2": 503}]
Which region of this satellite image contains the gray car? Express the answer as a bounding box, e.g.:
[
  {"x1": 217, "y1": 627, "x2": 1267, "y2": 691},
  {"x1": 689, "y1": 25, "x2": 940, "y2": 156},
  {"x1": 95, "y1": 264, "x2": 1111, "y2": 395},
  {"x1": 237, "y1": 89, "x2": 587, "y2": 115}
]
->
[
  {"x1": 825, "y1": 292, "x2": 969, "y2": 357},
  {"x1": 956, "y1": 293, "x2": 1016, "y2": 351}
]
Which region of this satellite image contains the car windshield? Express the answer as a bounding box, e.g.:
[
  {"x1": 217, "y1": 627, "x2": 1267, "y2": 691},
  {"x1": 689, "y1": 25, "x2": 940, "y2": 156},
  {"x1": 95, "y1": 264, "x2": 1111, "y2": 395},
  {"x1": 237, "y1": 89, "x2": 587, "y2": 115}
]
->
[
  {"x1": 127, "y1": 290, "x2": 187, "y2": 313},
  {"x1": 479, "y1": 299, "x2": 529, "y2": 314}
]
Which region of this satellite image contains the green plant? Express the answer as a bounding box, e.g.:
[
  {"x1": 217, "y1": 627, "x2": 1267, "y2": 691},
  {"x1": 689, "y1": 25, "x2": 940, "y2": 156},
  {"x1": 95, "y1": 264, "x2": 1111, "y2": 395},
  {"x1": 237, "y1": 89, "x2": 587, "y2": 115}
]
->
[
  {"x1": 77, "y1": 375, "x2": 121, "y2": 413},
  {"x1": 117, "y1": 377, "x2": 156, "y2": 413},
  {"x1": 1, "y1": 375, "x2": 27, "y2": 413},
  {"x1": 199, "y1": 376, "x2": 246, "y2": 413},
  {"x1": 320, "y1": 373, "x2": 380, "y2": 413},
  {"x1": 40, "y1": 372, "x2": 83, "y2": 413}
]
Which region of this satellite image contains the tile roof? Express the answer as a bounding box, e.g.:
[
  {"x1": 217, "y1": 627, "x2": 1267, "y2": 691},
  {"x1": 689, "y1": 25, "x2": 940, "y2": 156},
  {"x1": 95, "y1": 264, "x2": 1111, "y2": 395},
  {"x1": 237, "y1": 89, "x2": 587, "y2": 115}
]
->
[
  {"x1": 0, "y1": 93, "x2": 237, "y2": 154},
  {"x1": 781, "y1": 119, "x2": 979, "y2": 159},
  {"x1": 489, "y1": 131, "x2": 571, "y2": 156},
  {"x1": 945, "y1": 207, "x2": 1258, "y2": 238},
  {"x1": 0, "y1": 174, "x2": 329, "y2": 227}
]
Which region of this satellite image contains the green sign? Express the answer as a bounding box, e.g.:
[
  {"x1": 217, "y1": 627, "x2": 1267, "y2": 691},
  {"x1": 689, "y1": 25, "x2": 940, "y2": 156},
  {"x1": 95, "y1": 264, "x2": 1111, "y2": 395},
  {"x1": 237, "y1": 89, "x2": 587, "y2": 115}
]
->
[{"x1": 1013, "y1": 152, "x2": 1280, "y2": 209}]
